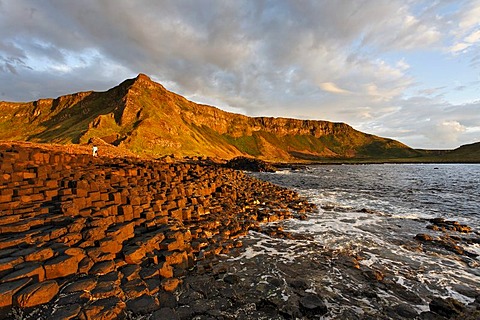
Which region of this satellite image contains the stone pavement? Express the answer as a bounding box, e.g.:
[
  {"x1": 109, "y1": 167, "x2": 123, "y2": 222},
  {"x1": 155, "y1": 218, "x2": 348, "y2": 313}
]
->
[{"x1": 0, "y1": 143, "x2": 315, "y2": 319}]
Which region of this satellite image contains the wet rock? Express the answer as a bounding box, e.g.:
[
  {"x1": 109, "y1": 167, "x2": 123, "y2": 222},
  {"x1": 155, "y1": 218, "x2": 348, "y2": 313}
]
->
[
  {"x1": 453, "y1": 284, "x2": 480, "y2": 298},
  {"x1": 50, "y1": 304, "x2": 82, "y2": 320},
  {"x1": 288, "y1": 278, "x2": 309, "y2": 290},
  {"x1": 415, "y1": 233, "x2": 434, "y2": 241},
  {"x1": 429, "y1": 297, "x2": 465, "y2": 318},
  {"x1": 225, "y1": 156, "x2": 276, "y2": 172},
  {"x1": 299, "y1": 293, "x2": 328, "y2": 316},
  {"x1": 223, "y1": 273, "x2": 240, "y2": 284},
  {"x1": 152, "y1": 307, "x2": 178, "y2": 320},
  {"x1": 386, "y1": 303, "x2": 419, "y2": 319},
  {"x1": 428, "y1": 218, "x2": 472, "y2": 233}
]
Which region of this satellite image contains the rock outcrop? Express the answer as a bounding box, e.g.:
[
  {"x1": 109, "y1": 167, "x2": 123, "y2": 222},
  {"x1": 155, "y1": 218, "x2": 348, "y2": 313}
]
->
[
  {"x1": 0, "y1": 143, "x2": 315, "y2": 319},
  {"x1": 225, "y1": 156, "x2": 276, "y2": 172}
]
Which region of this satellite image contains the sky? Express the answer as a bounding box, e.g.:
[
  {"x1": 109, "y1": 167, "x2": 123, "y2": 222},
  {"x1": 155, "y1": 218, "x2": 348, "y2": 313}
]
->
[{"x1": 1, "y1": 0, "x2": 479, "y2": 149}]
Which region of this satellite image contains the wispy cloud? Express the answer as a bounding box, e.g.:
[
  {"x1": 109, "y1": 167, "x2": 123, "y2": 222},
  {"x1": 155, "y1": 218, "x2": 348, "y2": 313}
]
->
[{"x1": 318, "y1": 82, "x2": 351, "y2": 95}]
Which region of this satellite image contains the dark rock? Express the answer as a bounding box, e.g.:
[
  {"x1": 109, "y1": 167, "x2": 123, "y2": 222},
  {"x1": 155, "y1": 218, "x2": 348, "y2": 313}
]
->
[
  {"x1": 386, "y1": 303, "x2": 419, "y2": 319},
  {"x1": 56, "y1": 291, "x2": 90, "y2": 305},
  {"x1": 429, "y1": 297, "x2": 465, "y2": 318},
  {"x1": 157, "y1": 291, "x2": 178, "y2": 308},
  {"x1": 299, "y1": 293, "x2": 328, "y2": 316},
  {"x1": 81, "y1": 296, "x2": 125, "y2": 320},
  {"x1": 419, "y1": 311, "x2": 448, "y2": 319},
  {"x1": 126, "y1": 294, "x2": 160, "y2": 314},
  {"x1": 175, "y1": 305, "x2": 195, "y2": 320},
  {"x1": 152, "y1": 307, "x2": 179, "y2": 320},
  {"x1": 49, "y1": 304, "x2": 82, "y2": 320},
  {"x1": 288, "y1": 278, "x2": 309, "y2": 290},
  {"x1": 225, "y1": 157, "x2": 276, "y2": 172},
  {"x1": 453, "y1": 284, "x2": 479, "y2": 298},
  {"x1": 223, "y1": 273, "x2": 240, "y2": 284}
]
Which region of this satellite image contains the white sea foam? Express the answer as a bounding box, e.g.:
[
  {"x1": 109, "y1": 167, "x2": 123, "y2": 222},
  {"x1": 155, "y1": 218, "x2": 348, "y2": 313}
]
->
[
  {"x1": 274, "y1": 169, "x2": 291, "y2": 175},
  {"x1": 247, "y1": 165, "x2": 480, "y2": 316}
]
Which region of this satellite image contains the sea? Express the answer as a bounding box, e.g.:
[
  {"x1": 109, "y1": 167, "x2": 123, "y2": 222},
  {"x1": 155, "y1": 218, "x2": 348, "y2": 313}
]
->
[{"x1": 244, "y1": 164, "x2": 480, "y2": 317}]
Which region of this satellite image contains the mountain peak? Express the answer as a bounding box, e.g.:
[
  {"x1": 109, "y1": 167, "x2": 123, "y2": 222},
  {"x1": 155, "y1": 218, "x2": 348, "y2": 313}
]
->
[
  {"x1": 135, "y1": 73, "x2": 152, "y2": 82},
  {"x1": 128, "y1": 73, "x2": 166, "y2": 92}
]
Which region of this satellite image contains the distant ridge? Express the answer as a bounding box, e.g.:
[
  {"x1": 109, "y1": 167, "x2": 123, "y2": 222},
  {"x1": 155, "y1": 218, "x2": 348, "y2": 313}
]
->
[{"x1": 0, "y1": 74, "x2": 475, "y2": 162}]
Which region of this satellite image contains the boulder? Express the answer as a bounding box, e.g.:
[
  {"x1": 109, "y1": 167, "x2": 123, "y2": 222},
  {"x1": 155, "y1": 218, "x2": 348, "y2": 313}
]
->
[
  {"x1": 225, "y1": 157, "x2": 276, "y2": 172},
  {"x1": 24, "y1": 247, "x2": 54, "y2": 262},
  {"x1": 123, "y1": 245, "x2": 146, "y2": 264},
  {"x1": 415, "y1": 233, "x2": 434, "y2": 242},
  {"x1": 14, "y1": 280, "x2": 59, "y2": 308},
  {"x1": 0, "y1": 278, "x2": 32, "y2": 307},
  {"x1": 162, "y1": 278, "x2": 182, "y2": 292},
  {"x1": 299, "y1": 293, "x2": 328, "y2": 316},
  {"x1": 126, "y1": 294, "x2": 160, "y2": 314},
  {"x1": 89, "y1": 260, "x2": 116, "y2": 276},
  {"x1": 81, "y1": 296, "x2": 125, "y2": 320},
  {"x1": 62, "y1": 277, "x2": 98, "y2": 294},
  {"x1": 429, "y1": 297, "x2": 465, "y2": 318},
  {"x1": 44, "y1": 254, "x2": 79, "y2": 279},
  {"x1": 0, "y1": 256, "x2": 24, "y2": 272},
  {"x1": 1, "y1": 262, "x2": 45, "y2": 282}
]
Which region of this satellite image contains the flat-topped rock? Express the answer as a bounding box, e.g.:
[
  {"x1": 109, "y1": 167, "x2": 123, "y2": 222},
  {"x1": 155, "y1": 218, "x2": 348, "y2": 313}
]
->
[
  {"x1": 0, "y1": 278, "x2": 32, "y2": 307},
  {"x1": 43, "y1": 254, "x2": 79, "y2": 280},
  {"x1": 14, "y1": 280, "x2": 59, "y2": 308}
]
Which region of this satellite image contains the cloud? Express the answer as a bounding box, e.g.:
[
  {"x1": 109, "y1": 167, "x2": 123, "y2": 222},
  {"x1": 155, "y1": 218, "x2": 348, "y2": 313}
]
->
[
  {"x1": 424, "y1": 120, "x2": 467, "y2": 144},
  {"x1": 0, "y1": 0, "x2": 479, "y2": 149},
  {"x1": 318, "y1": 82, "x2": 351, "y2": 95},
  {"x1": 447, "y1": 0, "x2": 480, "y2": 56}
]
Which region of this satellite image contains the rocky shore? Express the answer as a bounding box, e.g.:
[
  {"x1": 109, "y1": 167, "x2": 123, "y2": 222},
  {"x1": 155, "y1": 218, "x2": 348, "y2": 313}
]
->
[
  {"x1": 1, "y1": 143, "x2": 479, "y2": 319},
  {"x1": 0, "y1": 143, "x2": 315, "y2": 319}
]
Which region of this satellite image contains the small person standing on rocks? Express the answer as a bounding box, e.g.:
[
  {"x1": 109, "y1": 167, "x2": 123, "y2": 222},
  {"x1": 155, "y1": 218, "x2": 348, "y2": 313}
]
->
[{"x1": 92, "y1": 145, "x2": 98, "y2": 157}]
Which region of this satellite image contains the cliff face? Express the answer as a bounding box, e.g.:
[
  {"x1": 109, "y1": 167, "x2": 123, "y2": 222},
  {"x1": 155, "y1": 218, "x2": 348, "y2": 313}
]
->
[{"x1": 0, "y1": 74, "x2": 420, "y2": 160}]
